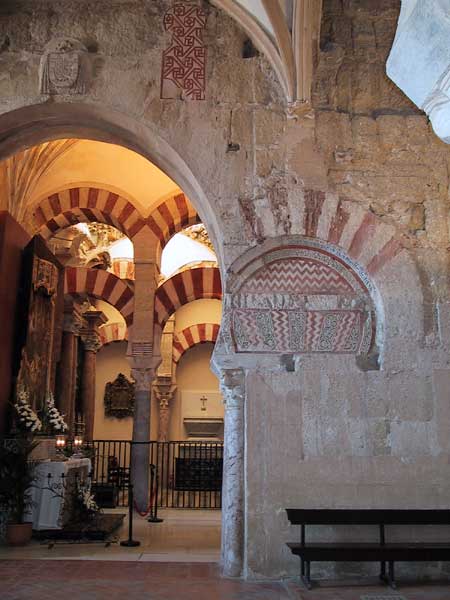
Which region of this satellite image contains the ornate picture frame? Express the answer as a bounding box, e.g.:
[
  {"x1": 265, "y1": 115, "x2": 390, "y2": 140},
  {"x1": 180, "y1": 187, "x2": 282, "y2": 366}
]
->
[{"x1": 104, "y1": 373, "x2": 134, "y2": 419}]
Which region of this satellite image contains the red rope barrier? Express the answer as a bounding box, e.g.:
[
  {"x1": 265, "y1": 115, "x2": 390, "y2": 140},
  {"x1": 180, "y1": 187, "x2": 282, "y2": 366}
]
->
[{"x1": 133, "y1": 487, "x2": 157, "y2": 517}]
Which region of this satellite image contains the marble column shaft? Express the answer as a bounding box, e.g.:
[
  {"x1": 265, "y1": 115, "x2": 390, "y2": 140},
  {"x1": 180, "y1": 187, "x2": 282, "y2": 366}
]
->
[
  {"x1": 59, "y1": 330, "x2": 77, "y2": 431},
  {"x1": 81, "y1": 346, "x2": 96, "y2": 440},
  {"x1": 80, "y1": 310, "x2": 106, "y2": 440},
  {"x1": 220, "y1": 368, "x2": 245, "y2": 578},
  {"x1": 58, "y1": 304, "x2": 83, "y2": 433},
  {"x1": 130, "y1": 236, "x2": 160, "y2": 510},
  {"x1": 131, "y1": 367, "x2": 157, "y2": 509}
]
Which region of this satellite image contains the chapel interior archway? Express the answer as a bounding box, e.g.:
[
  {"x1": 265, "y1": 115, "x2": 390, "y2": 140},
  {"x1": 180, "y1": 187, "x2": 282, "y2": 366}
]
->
[{"x1": 0, "y1": 113, "x2": 225, "y2": 559}]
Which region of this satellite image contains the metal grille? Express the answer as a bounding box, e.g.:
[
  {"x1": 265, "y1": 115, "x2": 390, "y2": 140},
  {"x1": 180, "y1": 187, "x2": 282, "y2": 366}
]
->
[{"x1": 81, "y1": 440, "x2": 223, "y2": 509}]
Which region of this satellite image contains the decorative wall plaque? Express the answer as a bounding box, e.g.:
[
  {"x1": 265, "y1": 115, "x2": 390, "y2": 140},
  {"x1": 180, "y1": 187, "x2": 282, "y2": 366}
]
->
[
  {"x1": 40, "y1": 38, "x2": 89, "y2": 95},
  {"x1": 104, "y1": 373, "x2": 135, "y2": 419}
]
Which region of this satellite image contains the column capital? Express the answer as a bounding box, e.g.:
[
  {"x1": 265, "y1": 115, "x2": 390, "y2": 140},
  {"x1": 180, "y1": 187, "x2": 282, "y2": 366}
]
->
[
  {"x1": 63, "y1": 311, "x2": 84, "y2": 335},
  {"x1": 81, "y1": 310, "x2": 107, "y2": 353},
  {"x1": 83, "y1": 309, "x2": 108, "y2": 328},
  {"x1": 220, "y1": 368, "x2": 245, "y2": 410},
  {"x1": 81, "y1": 334, "x2": 102, "y2": 353},
  {"x1": 131, "y1": 367, "x2": 156, "y2": 392},
  {"x1": 63, "y1": 300, "x2": 84, "y2": 334}
]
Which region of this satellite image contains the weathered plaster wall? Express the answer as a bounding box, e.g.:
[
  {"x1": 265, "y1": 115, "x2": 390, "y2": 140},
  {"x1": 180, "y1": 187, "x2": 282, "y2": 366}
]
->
[{"x1": 1, "y1": 0, "x2": 450, "y2": 581}]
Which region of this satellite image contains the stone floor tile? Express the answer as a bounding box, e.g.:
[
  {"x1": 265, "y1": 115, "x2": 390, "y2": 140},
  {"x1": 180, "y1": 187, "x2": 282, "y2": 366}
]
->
[{"x1": 0, "y1": 560, "x2": 450, "y2": 600}]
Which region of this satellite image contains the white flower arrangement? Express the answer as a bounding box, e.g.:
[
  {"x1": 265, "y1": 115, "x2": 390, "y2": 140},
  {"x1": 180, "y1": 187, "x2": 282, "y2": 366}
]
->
[
  {"x1": 43, "y1": 391, "x2": 68, "y2": 433},
  {"x1": 14, "y1": 388, "x2": 42, "y2": 433},
  {"x1": 78, "y1": 485, "x2": 99, "y2": 513}
]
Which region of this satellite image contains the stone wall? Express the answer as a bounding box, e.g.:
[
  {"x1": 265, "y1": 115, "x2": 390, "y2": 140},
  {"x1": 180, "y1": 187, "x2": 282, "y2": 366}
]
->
[
  {"x1": 241, "y1": 0, "x2": 450, "y2": 580},
  {"x1": 0, "y1": 0, "x2": 450, "y2": 581}
]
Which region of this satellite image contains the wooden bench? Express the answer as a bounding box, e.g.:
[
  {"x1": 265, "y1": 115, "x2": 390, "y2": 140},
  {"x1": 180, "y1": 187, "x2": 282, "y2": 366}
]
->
[{"x1": 286, "y1": 509, "x2": 450, "y2": 589}]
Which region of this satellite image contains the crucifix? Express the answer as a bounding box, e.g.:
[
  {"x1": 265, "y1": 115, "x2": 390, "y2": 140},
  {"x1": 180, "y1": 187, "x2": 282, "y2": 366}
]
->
[{"x1": 200, "y1": 395, "x2": 208, "y2": 412}]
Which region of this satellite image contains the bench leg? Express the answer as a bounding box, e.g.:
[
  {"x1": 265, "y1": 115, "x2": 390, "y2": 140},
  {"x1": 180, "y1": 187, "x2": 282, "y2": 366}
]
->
[
  {"x1": 387, "y1": 561, "x2": 396, "y2": 589},
  {"x1": 379, "y1": 561, "x2": 386, "y2": 582},
  {"x1": 301, "y1": 561, "x2": 312, "y2": 590}
]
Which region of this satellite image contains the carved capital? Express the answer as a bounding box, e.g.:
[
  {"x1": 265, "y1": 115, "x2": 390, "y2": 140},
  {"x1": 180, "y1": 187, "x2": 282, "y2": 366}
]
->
[
  {"x1": 131, "y1": 368, "x2": 156, "y2": 392},
  {"x1": 81, "y1": 332, "x2": 102, "y2": 353},
  {"x1": 220, "y1": 368, "x2": 245, "y2": 410},
  {"x1": 80, "y1": 310, "x2": 107, "y2": 352},
  {"x1": 63, "y1": 311, "x2": 83, "y2": 335}
]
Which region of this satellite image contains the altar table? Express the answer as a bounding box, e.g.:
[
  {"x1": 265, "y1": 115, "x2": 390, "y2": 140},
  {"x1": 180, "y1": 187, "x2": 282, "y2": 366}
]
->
[{"x1": 26, "y1": 458, "x2": 91, "y2": 530}]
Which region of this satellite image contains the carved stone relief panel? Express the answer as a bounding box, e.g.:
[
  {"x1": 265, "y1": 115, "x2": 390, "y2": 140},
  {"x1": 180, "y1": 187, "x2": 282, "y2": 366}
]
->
[
  {"x1": 40, "y1": 38, "x2": 89, "y2": 95},
  {"x1": 226, "y1": 244, "x2": 375, "y2": 357}
]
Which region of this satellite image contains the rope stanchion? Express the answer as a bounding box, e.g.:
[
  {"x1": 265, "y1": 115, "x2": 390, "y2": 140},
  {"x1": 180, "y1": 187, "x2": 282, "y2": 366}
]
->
[
  {"x1": 133, "y1": 489, "x2": 156, "y2": 518},
  {"x1": 147, "y1": 464, "x2": 164, "y2": 523},
  {"x1": 120, "y1": 482, "x2": 140, "y2": 547}
]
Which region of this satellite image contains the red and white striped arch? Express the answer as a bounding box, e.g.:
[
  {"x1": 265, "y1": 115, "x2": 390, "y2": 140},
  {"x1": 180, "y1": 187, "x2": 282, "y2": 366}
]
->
[
  {"x1": 64, "y1": 267, "x2": 134, "y2": 326},
  {"x1": 32, "y1": 188, "x2": 201, "y2": 251},
  {"x1": 154, "y1": 266, "x2": 222, "y2": 330},
  {"x1": 99, "y1": 322, "x2": 128, "y2": 346},
  {"x1": 33, "y1": 187, "x2": 146, "y2": 239},
  {"x1": 173, "y1": 323, "x2": 220, "y2": 364},
  {"x1": 147, "y1": 193, "x2": 201, "y2": 247},
  {"x1": 111, "y1": 259, "x2": 135, "y2": 280}
]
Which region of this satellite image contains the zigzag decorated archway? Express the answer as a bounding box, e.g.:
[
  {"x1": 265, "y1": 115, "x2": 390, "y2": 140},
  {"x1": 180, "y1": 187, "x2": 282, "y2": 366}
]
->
[
  {"x1": 220, "y1": 237, "x2": 380, "y2": 359},
  {"x1": 173, "y1": 323, "x2": 220, "y2": 365},
  {"x1": 154, "y1": 266, "x2": 222, "y2": 330},
  {"x1": 64, "y1": 267, "x2": 134, "y2": 325}
]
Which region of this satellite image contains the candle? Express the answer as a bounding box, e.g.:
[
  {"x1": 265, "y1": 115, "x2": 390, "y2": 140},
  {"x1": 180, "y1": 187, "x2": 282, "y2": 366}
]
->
[{"x1": 55, "y1": 435, "x2": 66, "y2": 448}]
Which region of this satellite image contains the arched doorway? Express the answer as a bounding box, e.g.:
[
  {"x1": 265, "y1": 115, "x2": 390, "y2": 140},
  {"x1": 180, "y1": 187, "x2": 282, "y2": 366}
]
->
[{"x1": 0, "y1": 106, "x2": 234, "y2": 566}]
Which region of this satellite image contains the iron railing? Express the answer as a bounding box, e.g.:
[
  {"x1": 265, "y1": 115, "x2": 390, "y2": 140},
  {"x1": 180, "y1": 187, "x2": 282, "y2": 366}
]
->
[{"x1": 75, "y1": 440, "x2": 223, "y2": 509}]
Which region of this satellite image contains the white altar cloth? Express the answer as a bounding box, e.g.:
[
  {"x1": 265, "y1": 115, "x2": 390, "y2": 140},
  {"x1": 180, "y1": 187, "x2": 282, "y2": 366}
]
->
[{"x1": 26, "y1": 458, "x2": 91, "y2": 530}]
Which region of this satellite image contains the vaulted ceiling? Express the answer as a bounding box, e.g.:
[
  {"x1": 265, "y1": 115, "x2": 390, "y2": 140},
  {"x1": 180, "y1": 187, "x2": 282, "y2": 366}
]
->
[{"x1": 211, "y1": 0, "x2": 323, "y2": 113}]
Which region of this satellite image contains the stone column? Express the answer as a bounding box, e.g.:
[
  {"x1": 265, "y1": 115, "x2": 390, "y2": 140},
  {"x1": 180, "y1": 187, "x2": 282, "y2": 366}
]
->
[
  {"x1": 220, "y1": 368, "x2": 245, "y2": 578},
  {"x1": 129, "y1": 228, "x2": 161, "y2": 510},
  {"x1": 57, "y1": 301, "x2": 83, "y2": 432},
  {"x1": 154, "y1": 377, "x2": 177, "y2": 442},
  {"x1": 131, "y1": 366, "x2": 156, "y2": 508},
  {"x1": 80, "y1": 310, "x2": 107, "y2": 440}
]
